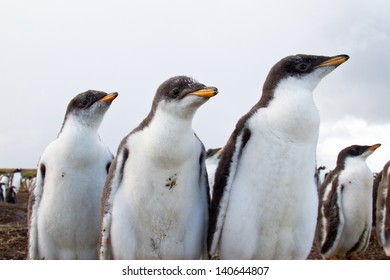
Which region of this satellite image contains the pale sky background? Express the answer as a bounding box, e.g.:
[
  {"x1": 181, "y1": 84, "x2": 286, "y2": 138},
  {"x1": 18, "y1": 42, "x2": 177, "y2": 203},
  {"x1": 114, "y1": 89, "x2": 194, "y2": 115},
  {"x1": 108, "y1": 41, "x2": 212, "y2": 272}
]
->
[{"x1": 0, "y1": 0, "x2": 389, "y2": 173}]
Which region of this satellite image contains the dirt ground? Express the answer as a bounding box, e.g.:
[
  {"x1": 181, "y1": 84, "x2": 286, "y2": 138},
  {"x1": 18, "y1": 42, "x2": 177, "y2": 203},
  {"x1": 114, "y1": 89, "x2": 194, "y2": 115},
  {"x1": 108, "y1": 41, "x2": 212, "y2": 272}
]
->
[
  {"x1": 1, "y1": 190, "x2": 389, "y2": 260},
  {"x1": 0, "y1": 190, "x2": 29, "y2": 260}
]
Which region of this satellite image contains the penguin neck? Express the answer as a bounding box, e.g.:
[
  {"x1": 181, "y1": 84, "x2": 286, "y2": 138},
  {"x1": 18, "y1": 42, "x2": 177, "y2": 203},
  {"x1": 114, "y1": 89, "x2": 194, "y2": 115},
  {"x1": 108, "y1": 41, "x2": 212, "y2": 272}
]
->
[
  {"x1": 255, "y1": 80, "x2": 320, "y2": 143},
  {"x1": 148, "y1": 106, "x2": 194, "y2": 141},
  {"x1": 343, "y1": 157, "x2": 370, "y2": 173},
  {"x1": 143, "y1": 106, "x2": 196, "y2": 165},
  {"x1": 58, "y1": 115, "x2": 100, "y2": 142}
]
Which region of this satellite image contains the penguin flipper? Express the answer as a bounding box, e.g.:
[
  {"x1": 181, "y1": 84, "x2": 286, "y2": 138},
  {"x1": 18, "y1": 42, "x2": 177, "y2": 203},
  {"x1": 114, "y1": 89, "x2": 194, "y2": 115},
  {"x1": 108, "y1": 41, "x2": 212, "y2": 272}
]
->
[
  {"x1": 208, "y1": 126, "x2": 251, "y2": 257},
  {"x1": 27, "y1": 162, "x2": 46, "y2": 260},
  {"x1": 319, "y1": 179, "x2": 345, "y2": 258},
  {"x1": 196, "y1": 140, "x2": 210, "y2": 260},
  {"x1": 99, "y1": 143, "x2": 129, "y2": 260},
  {"x1": 376, "y1": 162, "x2": 390, "y2": 251}
]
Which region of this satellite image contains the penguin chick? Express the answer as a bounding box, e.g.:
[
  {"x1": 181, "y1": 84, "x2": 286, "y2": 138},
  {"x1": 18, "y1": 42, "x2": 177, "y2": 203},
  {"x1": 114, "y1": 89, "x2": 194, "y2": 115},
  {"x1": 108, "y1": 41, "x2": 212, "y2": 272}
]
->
[
  {"x1": 376, "y1": 160, "x2": 390, "y2": 256},
  {"x1": 316, "y1": 144, "x2": 381, "y2": 259},
  {"x1": 27, "y1": 90, "x2": 118, "y2": 259},
  {"x1": 99, "y1": 76, "x2": 217, "y2": 260},
  {"x1": 208, "y1": 54, "x2": 349, "y2": 260}
]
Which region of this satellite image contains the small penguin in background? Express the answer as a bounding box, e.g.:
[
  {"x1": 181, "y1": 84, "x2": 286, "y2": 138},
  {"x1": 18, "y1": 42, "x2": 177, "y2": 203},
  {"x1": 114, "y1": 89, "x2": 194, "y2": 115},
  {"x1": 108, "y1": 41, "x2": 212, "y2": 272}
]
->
[
  {"x1": 376, "y1": 160, "x2": 390, "y2": 256},
  {"x1": 11, "y1": 169, "x2": 22, "y2": 193},
  {"x1": 0, "y1": 176, "x2": 8, "y2": 202},
  {"x1": 316, "y1": 144, "x2": 381, "y2": 259},
  {"x1": 205, "y1": 148, "x2": 223, "y2": 199},
  {"x1": 100, "y1": 76, "x2": 217, "y2": 260},
  {"x1": 0, "y1": 183, "x2": 5, "y2": 202},
  {"x1": 6, "y1": 186, "x2": 17, "y2": 204},
  {"x1": 208, "y1": 54, "x2": 349, "y2": 260},
  {"x1": 28, "y1": 90, "x2": 118, "y2": 260}
]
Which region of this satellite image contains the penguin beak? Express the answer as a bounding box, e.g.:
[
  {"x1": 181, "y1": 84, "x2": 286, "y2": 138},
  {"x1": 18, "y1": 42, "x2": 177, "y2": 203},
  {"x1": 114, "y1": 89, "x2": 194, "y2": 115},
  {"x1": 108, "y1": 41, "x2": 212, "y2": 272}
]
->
[
  {"x1": 316, "y1": 55, "x2": 349, "y2": 68},
  {"x1": 367, "y1": 144, "x2": 381, "y2": 151},
  {"x1": 100, "y1": 92, "x2": 119, "y2": 102},
  {"x1": 190, "y1": 87, "x2": 218, "y2": 98}
]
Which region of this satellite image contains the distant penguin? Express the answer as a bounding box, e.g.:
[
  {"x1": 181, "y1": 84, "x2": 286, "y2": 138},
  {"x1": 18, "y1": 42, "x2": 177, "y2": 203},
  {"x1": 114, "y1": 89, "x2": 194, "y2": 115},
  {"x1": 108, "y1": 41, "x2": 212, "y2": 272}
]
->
[
  {"x1": 6, "y1": 186, "x2": 17, "y2": 204},
  {"x1": 27, "y1": 90, "x2": 118, "y2": 260},
  {"x1": 376, "y1": 160, "x2": 390, "y2": 256},
  {"x1": 100, "y1": 76, "x2": 217, "y2": 260},
  {"x1": 205, "y1": 148, "x2": 223, "y2": 199},
  {"x1": 27, "y1": 177, "x2": 37, "y2": 192},
  {"x1": 208, "y1": 54, "x2": 349, "y2": 260},
  {"x1": 316, "y1": 144, "x2": 380, "y2": 259},
  {"x1": 0, "y1": 175, "x2": 8, "y2": 202},
  {"x1": 11, "y1": 169, "x2": 22, "y2": 193},
  {"x1": 0, "y1": 183, "x2": 5, "y2": 202},
  {"x1": 0, "y1": 174, "x2": 9, "y2": 186}
]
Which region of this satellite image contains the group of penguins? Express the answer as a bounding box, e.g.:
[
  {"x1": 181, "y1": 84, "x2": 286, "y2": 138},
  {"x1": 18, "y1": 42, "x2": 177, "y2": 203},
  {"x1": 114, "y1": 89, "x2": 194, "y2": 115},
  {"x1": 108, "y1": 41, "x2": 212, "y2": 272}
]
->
[
  {"x1": 25, "y1": 53, "x2": 390, "y2": 260},
  {"x1": 0, "y1": 170, "x2": 26, "y2": 204}
]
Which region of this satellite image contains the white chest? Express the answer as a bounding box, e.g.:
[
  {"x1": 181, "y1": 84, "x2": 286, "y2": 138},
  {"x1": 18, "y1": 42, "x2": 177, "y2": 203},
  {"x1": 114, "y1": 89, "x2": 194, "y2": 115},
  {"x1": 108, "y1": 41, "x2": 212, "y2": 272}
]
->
[{"x1": 339, "y1": 160, "x2": 373, "y2": 218}]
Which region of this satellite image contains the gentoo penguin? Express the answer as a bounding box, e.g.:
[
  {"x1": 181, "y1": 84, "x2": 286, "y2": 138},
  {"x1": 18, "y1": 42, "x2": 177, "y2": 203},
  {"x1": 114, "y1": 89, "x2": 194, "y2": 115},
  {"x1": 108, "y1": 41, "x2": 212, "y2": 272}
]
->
[
  {"x1": 99, "y1": 76, "x2": 217, "y2": 260},
  {"x1": 0, "y1": 175, "x2": 8, "y2": 202},
  {"x1": 0, "y1": 183, "x2": 6, "y2": 202},
  {"x1": 316, "y1": 144, "x2": 381, "y2": 259},
  {"x1": 11, "y1": 169, "x2": 22, "y2": 193},
  {"x1": 376, "y1": 160, "x2": 390, "y2": 256},
  {"x1": 208, "y1": 54, "x2": 349, "y2": 260},
  {"x1": 27, "y1": 90, "x2": 118, "y2": 260},
  {"x1": 6, "y1": 186, "x2": 17, "y2": 203},
  {"x1": 205, "y1": 148, "x2": 223, "y2": 199}
]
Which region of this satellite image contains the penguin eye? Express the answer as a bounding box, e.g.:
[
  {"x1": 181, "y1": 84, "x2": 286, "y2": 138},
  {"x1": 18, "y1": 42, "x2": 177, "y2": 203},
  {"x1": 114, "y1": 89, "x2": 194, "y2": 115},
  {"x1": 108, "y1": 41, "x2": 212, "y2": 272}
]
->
[
  {"x1": 82, "y1": 99, "x2": 89, "y2": 107},
  {"x1": 349, "y1": 147, "x2": 360, "y2": 156},
  {"x1": 296, "y1": 63, "x2": 310, "y2": 72},
  {"x1": 171, "y1": 88, "x2": 180, "y2": 97},
  {"x1": 81, "y1": 95, "x2": 93, "y2": 107}
]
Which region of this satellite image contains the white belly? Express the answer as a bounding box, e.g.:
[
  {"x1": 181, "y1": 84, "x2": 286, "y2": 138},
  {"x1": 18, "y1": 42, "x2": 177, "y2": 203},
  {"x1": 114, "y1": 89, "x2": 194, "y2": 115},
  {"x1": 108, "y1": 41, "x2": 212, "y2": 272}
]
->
[
  {"x1": 37, "y1": 139, "x2": 109, "y2": 259},
  {"x1": 110, "y1": 156, "x2": 207, "y2": 259},
  {"x1": 337, "y1": 168, "x2": 373, "y2": 254},
  {"x1": 220, "y1": 106, "x2": 319, "y2": 259}
]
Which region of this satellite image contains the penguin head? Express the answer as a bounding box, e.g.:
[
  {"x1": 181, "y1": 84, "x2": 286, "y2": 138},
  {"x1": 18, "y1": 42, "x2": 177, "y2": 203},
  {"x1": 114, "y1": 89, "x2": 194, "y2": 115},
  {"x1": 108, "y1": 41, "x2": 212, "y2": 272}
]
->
[
  {"x1": 337, "y1": 143, "x2": 381, "y2": 165},
  {"x1": 263, "y1": 54, "x2": 349, "y2": 94},
  {"x1": 63, "y1": 90, "x2": 118, "y2": 130},
  {"x1": 152, "y1": 76, "x2": 218, "y2": 119}
]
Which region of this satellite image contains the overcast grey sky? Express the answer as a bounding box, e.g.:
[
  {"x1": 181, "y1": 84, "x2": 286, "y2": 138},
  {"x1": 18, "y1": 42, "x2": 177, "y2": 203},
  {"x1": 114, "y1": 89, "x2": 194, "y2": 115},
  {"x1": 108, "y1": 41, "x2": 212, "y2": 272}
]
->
[{"x1": 1, "y1": 0, "x2": 389, "y2": 172}]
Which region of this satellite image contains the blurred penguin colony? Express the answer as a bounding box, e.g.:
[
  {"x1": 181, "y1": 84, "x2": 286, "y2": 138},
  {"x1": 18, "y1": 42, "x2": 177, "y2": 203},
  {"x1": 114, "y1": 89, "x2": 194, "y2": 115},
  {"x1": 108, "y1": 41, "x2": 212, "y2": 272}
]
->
[{"x1": 3, "y1": 54, "x2": 389, "y2": 260}]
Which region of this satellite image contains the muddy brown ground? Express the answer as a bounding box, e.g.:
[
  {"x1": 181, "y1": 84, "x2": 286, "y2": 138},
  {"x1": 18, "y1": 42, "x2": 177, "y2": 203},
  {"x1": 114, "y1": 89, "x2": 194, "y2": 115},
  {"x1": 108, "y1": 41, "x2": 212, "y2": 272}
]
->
[{"x1": 1, "y1": 190, "x2": 389, "y2": 260}]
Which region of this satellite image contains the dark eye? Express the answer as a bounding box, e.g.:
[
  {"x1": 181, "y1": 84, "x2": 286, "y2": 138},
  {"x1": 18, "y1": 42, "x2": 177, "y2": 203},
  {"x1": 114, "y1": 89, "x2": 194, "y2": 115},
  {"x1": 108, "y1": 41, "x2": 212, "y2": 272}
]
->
[
  {"x1": 82, "y1": 95, "x2": 92, "y2": 107},
  {"x1": 296, "y1": 63, "x2": 310, "y2": 72},
  {"x1": 171, "y1": 88, "x2": 180, "y2": 96},
  {"x1": 349, "y1": 147, "x2": 360, "y2": 156}
]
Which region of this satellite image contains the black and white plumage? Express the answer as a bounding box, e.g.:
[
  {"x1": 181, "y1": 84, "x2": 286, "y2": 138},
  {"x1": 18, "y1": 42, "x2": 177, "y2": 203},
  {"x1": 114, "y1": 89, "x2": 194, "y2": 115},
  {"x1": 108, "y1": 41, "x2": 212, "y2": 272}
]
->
[
  {"x1": 205, "y1": 148, "x2": 223, "y2": 199},
  {"x1": 315, "y1": 165, "x2": 330, "y2": 190},
  {"x1": 208, "y1": 54, "x2": 349, "y2": 260},
  {"x1": 0, "y1": 183, "x2": 6, "y2": 202},
  {"x1": 99, "y1": 76, "x2": 217, "y2": 260},
  {"x1": 316, "y1": 144, "x2": 380, "y2": 259},
  {"x1": 27, "y1": 90, "x2": 118, "y2": 260},
  {"x1": 6, "y1": 186, "x2": 17, "y2": 204},
  {"x1": 11, "y1": 169, "x2": 22, "y2": 193},
  {"x1": 376, "y1": 160, "x2": 390, "y2": 256},
  {"x1": 0, "y1": 175, "x2": 8, "y2": 202}
]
